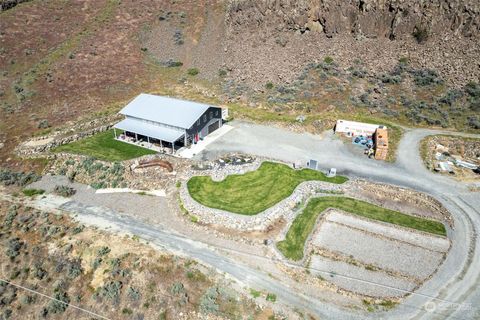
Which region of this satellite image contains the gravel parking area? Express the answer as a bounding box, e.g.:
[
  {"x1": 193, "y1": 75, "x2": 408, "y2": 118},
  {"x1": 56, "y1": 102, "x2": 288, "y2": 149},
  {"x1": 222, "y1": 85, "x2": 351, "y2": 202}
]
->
[
  {"x1": 28, "y1": 175, "x2": 170, "y2": 222},
  {"x1": 312, "y1": 221, "x2": 446, "y2": 280},
  {"x1": 310, "y1": 255, "x2": 417, "y2": 298},
  {"x1": 326, "y1": 211, "x2": 450, "y2": 252}
]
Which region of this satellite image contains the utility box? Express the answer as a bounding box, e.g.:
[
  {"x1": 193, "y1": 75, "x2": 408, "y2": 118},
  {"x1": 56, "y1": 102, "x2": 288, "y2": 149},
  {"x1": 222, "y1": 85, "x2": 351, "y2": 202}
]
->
[{"x1": 221, "y1": 108, "x2": 229, "y2": 121}]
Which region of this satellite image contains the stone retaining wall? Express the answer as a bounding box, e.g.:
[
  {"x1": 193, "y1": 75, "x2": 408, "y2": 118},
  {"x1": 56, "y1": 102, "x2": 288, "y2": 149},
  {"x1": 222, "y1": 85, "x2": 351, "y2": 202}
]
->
[
  {"x1": 179, "y1": 159, "x2": 347, "y2": 231},
  {"x1": 15, "y1": 114, "x2": 121, "y2": 157}
]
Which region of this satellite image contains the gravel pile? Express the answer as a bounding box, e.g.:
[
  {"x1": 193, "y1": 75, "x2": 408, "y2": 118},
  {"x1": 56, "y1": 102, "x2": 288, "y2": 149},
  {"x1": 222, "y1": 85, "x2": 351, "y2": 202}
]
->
[
  {"x1": 326, "y1": 211, "x2": 450, "y2": 252},
  {"x1": 28, "y1": 175, "x2": 170, "y2": 221},
  {"x1": 310, "y1": 255, "x2": 417, "y2": 298},
  {"x1": 312, "y1": 221, "x2": 445, "y2": 280}
]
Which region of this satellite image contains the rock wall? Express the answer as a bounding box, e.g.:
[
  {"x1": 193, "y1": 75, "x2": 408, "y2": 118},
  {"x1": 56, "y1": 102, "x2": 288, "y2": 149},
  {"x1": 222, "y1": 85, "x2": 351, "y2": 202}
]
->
[{"x1": 227, "y1": 0, "x2": 480, "y2": 39}]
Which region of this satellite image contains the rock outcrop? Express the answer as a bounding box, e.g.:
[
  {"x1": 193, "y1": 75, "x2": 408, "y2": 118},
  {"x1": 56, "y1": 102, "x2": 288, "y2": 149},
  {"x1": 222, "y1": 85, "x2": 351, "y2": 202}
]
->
[{"x1": 227, "y1": 0, "x2": 480, "y2": 39}]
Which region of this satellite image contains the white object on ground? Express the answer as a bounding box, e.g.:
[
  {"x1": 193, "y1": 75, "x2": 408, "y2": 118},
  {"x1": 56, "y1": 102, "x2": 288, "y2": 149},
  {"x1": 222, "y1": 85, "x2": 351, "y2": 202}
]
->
[
  {"x1": 95, "y1": 188, "x2": 166, "y2": 197},
  {"x1": 178, "y1": 124, "x2": 234, "y2": 159}
]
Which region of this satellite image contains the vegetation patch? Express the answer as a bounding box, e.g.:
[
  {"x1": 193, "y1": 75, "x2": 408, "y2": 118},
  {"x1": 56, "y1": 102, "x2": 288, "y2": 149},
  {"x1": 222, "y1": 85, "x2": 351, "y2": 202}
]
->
[
  {"x1": 187, "y1": 162, "x2": 347, "y2": 215},
  {"x1": 53, "y1": 185, "x2": 76, "y2": 197},
  {"x1": 22, "y1": 189, "x2": 45, "y2": 197},
  {"x1": 53, "y1": 129, "x2": 156, "y2": 162},
  {"x1": 277, "y1": 197, "x2": 446, "y2": 260}
]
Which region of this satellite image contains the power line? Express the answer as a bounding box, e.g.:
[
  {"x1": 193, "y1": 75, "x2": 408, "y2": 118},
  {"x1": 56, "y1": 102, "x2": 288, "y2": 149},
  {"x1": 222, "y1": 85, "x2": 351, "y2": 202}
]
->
[
  {"x1": 0, "y1": 278, "x2": 111, "y2": 320},
  {"x1": 2, "y1": 195, "x2": 472, "y2": 318}
]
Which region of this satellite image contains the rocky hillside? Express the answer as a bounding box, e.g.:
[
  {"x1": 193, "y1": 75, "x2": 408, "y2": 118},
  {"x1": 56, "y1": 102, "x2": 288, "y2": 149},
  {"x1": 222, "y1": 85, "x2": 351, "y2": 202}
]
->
[
  {"x1": 1, "y1": 0, "x2": 480, "y2": 170},
  {"x1": 223, "y1": 0, "x2": 480, "y2": 88},
  {"x1": 0, "y1": 0, "x2": 31, "y2": 11},
  {"x1": 227, "y1": 0, "x2": 480, "y2": 39}
]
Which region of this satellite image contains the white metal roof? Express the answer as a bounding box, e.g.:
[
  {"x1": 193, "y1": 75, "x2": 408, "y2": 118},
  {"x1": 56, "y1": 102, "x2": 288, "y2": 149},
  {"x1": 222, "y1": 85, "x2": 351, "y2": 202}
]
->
[
  {"x1": 119, "y1": 93, "x2": 214, "y2": 129},
  {"x1": 114, "y1": 118, "x2": 184, "y2": 143}
]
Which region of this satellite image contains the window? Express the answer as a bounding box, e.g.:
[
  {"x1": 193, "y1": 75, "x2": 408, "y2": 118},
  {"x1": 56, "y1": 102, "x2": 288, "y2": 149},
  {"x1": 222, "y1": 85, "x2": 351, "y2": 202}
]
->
[
  {"x1": 215, "y1": 110, "x2": 219, "y2": 116},
  {"x1": 209, "y1": 111, "x2": 213, "y2": 119},
  {"x1": 203, "y1": 114, "x2": 206, "y2": 122},
  {"x1": 197, "y1": 119, "x2": 200, "y2": 126}
]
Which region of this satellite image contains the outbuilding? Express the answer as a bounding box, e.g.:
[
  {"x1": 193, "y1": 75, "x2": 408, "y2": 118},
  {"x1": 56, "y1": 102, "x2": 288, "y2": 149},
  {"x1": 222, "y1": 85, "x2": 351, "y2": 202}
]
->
[
  {"x1": 114, "y1": 93, "x2": 223, "y2": 153},
  {"x1": 334, "y1": 119, "x2": 387, "y2": 137}
]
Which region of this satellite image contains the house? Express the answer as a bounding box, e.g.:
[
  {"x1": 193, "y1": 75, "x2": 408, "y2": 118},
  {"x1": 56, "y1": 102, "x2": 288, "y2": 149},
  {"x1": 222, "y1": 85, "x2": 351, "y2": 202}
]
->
[
  {"x1": 114, "y1": 93, "x2": 223, "y2": 153},
  {"x1": 335, "y1": 120, "x2": 387, "y2": 137}
]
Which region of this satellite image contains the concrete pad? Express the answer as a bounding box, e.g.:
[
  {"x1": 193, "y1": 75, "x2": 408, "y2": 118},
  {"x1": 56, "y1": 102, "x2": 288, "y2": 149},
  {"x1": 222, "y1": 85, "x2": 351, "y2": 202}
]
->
[
  {"x1": 310, "y1": 255, "x2": 417, "y2": 298},
  {"x1": 179, "y1": 124, "x2": 234, "y2": 158}
]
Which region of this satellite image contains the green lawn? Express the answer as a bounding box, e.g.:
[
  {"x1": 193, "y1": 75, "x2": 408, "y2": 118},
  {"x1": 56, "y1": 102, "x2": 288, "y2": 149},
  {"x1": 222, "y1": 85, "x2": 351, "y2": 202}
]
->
[
  {"x1": 187, "y1": 161, "x2": 348, "y2": 215},
  {"x1": 277, "y1": 196, "x2": 447, "y2": 261},
  {"x1": 53, "y1": 129, "x2": 156, "y2": 162}
]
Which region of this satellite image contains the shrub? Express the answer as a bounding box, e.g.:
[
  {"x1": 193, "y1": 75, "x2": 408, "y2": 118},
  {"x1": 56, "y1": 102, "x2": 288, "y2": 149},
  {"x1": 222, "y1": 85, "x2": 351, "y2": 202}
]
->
[
  {"x1": 275, "y1": 37, "x2": 288, "y2": 47},
  {"x1": 0, "y1": 169, "x2": 40, "y2": 186},
  {"x1": 122, "y1": 308, "x2": 133, "y2": 315},
  {"x1": 324, "y1": 56, "x2": 334, "y2": 64},
  {"x1": 164, "y1": 59, "x2": 183, "y2": 67},
  {"x1": 170, "y1": 282, "x2": 185, "y2": 295},
  {"x1": 411, "y1": 69, "x2": 442, "y2": 86},
  {"x1": 218, "y1": 69, "x2": 227, "y2": 77},
  {"x1": 94, "y1": 281, "x2": 122, "y2": 302},
  {"x1": 127, "y1": 286, "x2": 141, "y2": 301},
  {"x1": 22, "y1": 188, "x2": 45, "y2": 197},
  {"x1": 465, "y1": 81, "x2": 480, "y2": 98},
  {"x1": 266, "y1": 293, "x2": 277, "y2": 302},
  {"x1": 173, "y1": 29, "x2": 184, "y2": 45},
  {"x1": 37, "y1": 119, "x2": 50, "y2": 129},
  {"x1": 33, "y1": 264, "x2": 47, "y2": 280},
  {"x1": 438, "y1": 89, "x2": 462, "y2": 106},
  {"x1": 4, "y1": 205, "x2": 18, "y2": 228},
  {"x1": 47, "y1": 291, "x2": 70, "y2": 314},
  {"x1": 97, "y1": 246, "x2": 111, "y2": 256},
  {"x1": 67, "y1": 259, "x2": 82, "y2": 279},
  {"x1": 412, "y1": 26, "x2": 428, "y2": 43},
  {"x1": 250, "y1": 289, "x2": 261, "y2": 298},
  {"x1": 53, "y1": 185, "x2": 76, "y2": 197},
  {"x1": 187, "y1": 68, "x2": 199, "y2": 76},
  {"x1": 6, "y1": 238, "x2": 23, "y2": 259},
  {"x1": 379, "y1": 73, "x2": 402, "y2": 84},
  {"x1": 467, "y1": 117, "x2": 480, "y2": 129},
  {"x1": 199, "y1": 287, "x2": 219, "y2": 314},
  {"x1": 265, "y1": 82, "x2": 274, "y2": 89}
]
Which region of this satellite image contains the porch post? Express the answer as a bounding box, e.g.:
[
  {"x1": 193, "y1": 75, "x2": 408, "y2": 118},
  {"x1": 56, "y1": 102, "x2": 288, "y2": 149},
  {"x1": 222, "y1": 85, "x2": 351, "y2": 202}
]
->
[
  {"x1": 113, "y1": 128, "x2": 117, "y2": 139},
  {"x1": 172, "y1": 142, "x2": 175, "y2": 154},
  {"x1": 160, "y1": 140, "x2": 163, "y2": 148},
  {"x1": 135, "y1": 133, "x2": 138, "y2": 142},
  {"x1": 184, "y1": 132, "x2": 187, "y2": 146},
  {"x1": 147, "y1": 136, "x2": 150, "y2": 145}
]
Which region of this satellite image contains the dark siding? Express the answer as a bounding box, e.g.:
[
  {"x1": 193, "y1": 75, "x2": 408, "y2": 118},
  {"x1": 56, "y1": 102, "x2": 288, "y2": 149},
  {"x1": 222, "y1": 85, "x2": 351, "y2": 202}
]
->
[{"x1": 187, "y1": 107, "x2": 222, "y2": 136}]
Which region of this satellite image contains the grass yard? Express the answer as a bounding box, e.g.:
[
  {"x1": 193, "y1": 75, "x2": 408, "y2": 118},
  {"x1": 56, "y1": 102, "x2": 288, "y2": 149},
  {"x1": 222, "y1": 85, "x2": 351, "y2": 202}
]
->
[
  {"x1": 277, "y1": 196, "x2": 447, "y2": 261},
  {"x1": 187, "y1": 161, "x2": 348, "y2": 215},
  {"x1": 53, "y1": 129, "x2": 156, "y2": 162}
]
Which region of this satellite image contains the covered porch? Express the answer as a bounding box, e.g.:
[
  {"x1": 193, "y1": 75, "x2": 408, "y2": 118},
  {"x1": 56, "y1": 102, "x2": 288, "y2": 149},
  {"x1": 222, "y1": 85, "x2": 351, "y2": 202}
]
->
[{"x1": 113, "y1": 118, "x2": 186, "y2": 154}]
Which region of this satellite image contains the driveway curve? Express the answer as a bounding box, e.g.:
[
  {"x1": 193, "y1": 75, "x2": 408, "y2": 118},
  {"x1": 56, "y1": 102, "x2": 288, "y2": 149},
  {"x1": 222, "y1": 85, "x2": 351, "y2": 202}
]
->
[{"x1": 200, "y1": 121, "x2": 480, "y2": 319}]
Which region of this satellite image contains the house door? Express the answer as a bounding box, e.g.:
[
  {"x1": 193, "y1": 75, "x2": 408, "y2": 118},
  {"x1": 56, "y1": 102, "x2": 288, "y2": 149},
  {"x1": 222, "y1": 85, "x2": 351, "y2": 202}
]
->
[{"x1": 208, "y1": 120, "x2": 220, "y2": 134}]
